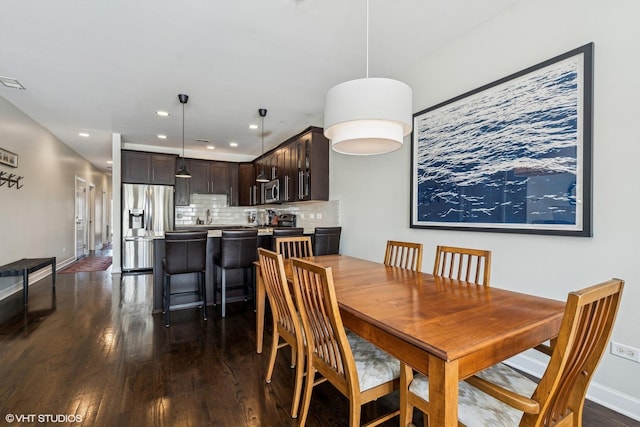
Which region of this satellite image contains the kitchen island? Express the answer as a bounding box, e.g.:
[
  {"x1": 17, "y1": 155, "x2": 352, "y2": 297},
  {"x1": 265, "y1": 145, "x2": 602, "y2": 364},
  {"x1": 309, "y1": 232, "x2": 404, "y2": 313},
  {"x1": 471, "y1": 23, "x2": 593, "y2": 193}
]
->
[{"x1": 151, "y1": 226, "x2": 313, "y2": 312}]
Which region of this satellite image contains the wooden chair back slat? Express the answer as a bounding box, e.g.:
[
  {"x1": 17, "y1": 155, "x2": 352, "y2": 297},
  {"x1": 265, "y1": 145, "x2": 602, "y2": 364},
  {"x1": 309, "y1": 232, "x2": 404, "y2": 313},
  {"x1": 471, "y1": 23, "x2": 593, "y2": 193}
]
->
[
  {"x1": 384, "y1": 240, "x2": 423, "y2": 272},
  {"x1": 275, "y1": 236, "x2": 313, "y2": 259},
  {"x1": 433, "y1": 245, "x2": 492, "y2": 286}
]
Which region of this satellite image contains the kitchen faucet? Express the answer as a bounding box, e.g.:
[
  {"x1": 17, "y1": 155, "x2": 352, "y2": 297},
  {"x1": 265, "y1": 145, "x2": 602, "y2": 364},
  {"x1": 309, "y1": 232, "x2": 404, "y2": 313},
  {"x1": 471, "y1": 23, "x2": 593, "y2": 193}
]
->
[{"x1": 206, "y1": 209, "x2": 212, "y2": 224}]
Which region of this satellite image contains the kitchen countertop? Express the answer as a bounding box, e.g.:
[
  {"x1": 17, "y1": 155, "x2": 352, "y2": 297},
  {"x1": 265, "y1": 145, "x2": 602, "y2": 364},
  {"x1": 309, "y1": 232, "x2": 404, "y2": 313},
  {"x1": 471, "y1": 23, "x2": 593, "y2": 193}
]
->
[{"x1": 154, "y1": 225, "x2": 315, "y2": 238}]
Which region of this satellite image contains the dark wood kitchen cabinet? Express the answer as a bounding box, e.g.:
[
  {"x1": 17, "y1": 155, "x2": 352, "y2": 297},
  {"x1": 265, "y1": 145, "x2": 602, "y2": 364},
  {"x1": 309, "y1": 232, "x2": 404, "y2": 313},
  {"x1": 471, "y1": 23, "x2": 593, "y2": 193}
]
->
[
  {"x1": 188, "y1": 159, "x2": 229, "y2": 194},
  {"x1": 278, "y1": 144, "x2": 296, "y2": 202},
  {"x1": 175, "y1": 177, "x2": 190, "y2": 206},
  {"x1": 188, "y1": 159, "x2": 212, "y2": 193},
  {"x1": 292, "y1": 128, "x2": 329, "y2": 201},
  {"x1": 238, "y1": 162, "x2": 256, "y2": 206},
  {"x1": 122, "y1": 151, "x2": 176, "y2": 185},
  {"x1": 228, "y1": 163, "x2": 239, "y2": 206}
]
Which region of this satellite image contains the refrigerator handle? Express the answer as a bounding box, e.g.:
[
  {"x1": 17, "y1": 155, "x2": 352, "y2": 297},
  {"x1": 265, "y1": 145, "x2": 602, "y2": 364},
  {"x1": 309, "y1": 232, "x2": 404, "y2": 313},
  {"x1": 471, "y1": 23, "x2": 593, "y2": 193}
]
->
[{"x1": 145, "y1": 187, "x2": 151, "y2": 233}]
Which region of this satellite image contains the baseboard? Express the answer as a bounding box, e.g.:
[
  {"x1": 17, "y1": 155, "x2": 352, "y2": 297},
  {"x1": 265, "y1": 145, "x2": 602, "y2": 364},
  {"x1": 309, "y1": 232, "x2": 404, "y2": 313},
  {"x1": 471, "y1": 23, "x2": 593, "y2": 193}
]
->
[
  {"x1": 0, "y1": 255, "x2": 76, "y2": 301},
  {"x1": 506, "y1": 353, "x2": 640, "y2": 422}
]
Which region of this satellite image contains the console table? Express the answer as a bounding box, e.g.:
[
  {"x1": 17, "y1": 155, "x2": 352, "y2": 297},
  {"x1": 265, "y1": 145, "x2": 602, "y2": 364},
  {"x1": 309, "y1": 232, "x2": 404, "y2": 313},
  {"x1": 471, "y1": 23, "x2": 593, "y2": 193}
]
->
[{"x1": 0, "y1": 257, "x2": 56, "y2": 306}]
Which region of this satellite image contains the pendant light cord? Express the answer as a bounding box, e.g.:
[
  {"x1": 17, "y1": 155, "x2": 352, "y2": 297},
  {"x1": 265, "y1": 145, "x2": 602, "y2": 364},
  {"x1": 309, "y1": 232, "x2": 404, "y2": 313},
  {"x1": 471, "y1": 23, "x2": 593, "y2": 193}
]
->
[
  {"x1": 366, "y1": 0, "x2": 369, "y2": 78},
  {"x1": 182, "y1": 102, "x2": 185, "y2": 158}
]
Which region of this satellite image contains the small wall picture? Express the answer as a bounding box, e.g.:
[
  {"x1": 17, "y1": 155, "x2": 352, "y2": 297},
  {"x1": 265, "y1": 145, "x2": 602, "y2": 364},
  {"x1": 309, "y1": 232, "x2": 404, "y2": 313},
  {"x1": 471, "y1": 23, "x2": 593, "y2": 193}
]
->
[{"x1": 0, "y1": 148, "x2": 18, "y2": 168}]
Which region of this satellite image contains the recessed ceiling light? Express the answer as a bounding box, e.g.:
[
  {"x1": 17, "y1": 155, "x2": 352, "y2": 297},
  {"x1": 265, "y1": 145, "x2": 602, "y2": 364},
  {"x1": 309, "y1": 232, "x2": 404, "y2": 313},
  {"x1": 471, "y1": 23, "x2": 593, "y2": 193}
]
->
[
  {"x1": 79, "y1": 132, "x2": 90, "y2": 137},
  {"x1": 0, "y1": 76, "x2": 26, "y2": 90},
  {"x1": 157, "y1": 134, "x2": 167, "y2": 139},
  {"x1": 107, "y1": 160, "x2": 113, "y2": 164},
  {"x1": 156, "y1": 111, "x2": 170, "y2": 117},
  {"x1": 206, "y1": 145, "x2": 215, "y2": 150},
  {"x1": 229, "y1": 142, "x2": 238, "y2": 147},
  {"x1": 249, "y1": 124, "x2": 258, "y2": 130}
]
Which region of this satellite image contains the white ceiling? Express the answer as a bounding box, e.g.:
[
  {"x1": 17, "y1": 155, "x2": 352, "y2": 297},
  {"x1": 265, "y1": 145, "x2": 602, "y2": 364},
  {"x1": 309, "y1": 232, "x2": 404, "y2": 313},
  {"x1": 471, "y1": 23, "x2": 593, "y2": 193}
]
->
[{"x1": 0, "y1": 0, "x2": 520, "y2": 173}]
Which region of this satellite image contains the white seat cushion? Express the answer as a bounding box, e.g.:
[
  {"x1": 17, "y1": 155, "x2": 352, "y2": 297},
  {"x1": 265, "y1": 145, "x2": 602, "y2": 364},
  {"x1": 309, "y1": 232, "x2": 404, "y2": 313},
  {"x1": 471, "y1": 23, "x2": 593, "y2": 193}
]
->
[
  {"x1": 409, "y1": 363, "x2": 538, "y2": 427},
  {"x1": 346, "y1": 331, "x2": 400, "y2": 392}
]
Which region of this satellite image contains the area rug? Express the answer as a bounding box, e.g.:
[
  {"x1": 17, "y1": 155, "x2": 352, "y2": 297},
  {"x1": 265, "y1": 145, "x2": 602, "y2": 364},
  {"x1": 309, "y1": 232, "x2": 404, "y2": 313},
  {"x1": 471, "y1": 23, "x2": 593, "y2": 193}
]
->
[{"x1": 59, "y1": 256, "x2": 112, "y2": 273}]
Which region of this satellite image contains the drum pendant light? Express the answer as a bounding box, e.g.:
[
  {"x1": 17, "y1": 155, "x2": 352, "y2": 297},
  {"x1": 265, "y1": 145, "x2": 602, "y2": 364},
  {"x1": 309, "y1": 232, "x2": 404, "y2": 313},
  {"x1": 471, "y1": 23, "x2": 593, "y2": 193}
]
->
[
  {"x1": 175, "y1": 93, "x2": 191, "y2": 178},
  {"x1": 323, "y1": 0, "x2": 412, "y2": 155},
  {"x1": 256, "y1": 108, "x2": 269, "y2": 183}
]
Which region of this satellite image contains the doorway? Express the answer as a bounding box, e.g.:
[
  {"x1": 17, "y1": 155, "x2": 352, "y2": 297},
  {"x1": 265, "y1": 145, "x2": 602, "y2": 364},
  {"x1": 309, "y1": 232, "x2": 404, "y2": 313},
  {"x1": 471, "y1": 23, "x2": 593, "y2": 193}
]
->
[
  {"x1": 89, "y1": 184, "x2": 95, "y2": 251},
  {"x1": 75, "y1": 177, "x2": 88, "y2": 259}
]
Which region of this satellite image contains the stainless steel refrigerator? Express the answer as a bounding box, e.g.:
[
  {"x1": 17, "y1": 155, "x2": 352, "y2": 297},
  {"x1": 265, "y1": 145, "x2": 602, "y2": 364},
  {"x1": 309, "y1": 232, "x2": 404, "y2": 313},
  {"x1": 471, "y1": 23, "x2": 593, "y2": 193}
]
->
[{"x1": 122, "y1": 184, "x2": 174, "y2": 272}]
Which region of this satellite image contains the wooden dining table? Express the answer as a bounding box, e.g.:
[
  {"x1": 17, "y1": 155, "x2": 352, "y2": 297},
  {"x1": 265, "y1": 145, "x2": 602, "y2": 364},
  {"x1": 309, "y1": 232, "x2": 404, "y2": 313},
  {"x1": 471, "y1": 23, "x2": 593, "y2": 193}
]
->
[{"x1": 254, "y1": 254, "x2": 565, "y2": 426}]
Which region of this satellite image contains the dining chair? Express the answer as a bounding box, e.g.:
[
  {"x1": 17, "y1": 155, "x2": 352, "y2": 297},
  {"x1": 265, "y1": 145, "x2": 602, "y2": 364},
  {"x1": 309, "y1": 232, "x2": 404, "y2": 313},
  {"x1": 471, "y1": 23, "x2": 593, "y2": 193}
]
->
[
  {"x1": 313, "y1": 226, "x2": 342, "y2": 255},
  {"x1": 384, "y1": 240, "x2": 423, "y2": 272},
  {"x1": 400, "y1": 278, "x2": 624, "y2": 427},
  {"x1": 433, "y1": 245, "x2": 492, "y2": 286},
  {"x1": 257, "y1": 248, "x2": 305, "y2": 418},
  {"x1": 162, "y1": 231, "x2": 208, "y2": 327},
  {"x1": 290, "y1": 257, "x2": 401, "y2": 427},
  {"x1": 275, "y1": 236, "x2": 313, "y2": 259}
]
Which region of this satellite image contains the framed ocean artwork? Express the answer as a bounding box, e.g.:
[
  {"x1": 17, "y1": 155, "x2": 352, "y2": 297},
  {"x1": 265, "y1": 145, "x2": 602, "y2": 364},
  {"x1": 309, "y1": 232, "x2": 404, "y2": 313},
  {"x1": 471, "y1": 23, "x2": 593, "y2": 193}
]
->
[{"x1": 411, "y1": 43, "x2": 593, "y2": 236}]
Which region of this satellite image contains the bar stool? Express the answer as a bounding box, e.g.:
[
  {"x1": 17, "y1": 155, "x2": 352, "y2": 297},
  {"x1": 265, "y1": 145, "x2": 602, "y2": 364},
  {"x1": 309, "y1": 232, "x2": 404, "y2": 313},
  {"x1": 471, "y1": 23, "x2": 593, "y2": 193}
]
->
[
  {"x1": 162, "y1": 231, "x2": 208, "y2": 327},
  {"x1": 313, "y1": 226, "x2": 341, "y2": 255},
  {"x1": 212, "y1": 229, "x2": 258, "y2": 317},
  {"x1": 271, "y1": 227, "x2": 304, "y2": 251}
]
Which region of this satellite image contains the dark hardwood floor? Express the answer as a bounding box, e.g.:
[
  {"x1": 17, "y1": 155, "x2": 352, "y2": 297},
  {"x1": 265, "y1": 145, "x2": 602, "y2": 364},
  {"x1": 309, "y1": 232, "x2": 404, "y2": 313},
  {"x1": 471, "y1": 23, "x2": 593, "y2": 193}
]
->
[{"x1": 0, "y1": 250, "x2": 637, "y2": 426}]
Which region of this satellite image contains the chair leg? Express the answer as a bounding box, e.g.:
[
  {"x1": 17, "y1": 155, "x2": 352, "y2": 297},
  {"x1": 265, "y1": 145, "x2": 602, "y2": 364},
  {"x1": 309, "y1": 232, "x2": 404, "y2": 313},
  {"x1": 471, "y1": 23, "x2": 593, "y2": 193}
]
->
[
  {"x1": 266, "y1": 320, "x2": 279, "y2": 384},
  {"x1": 164, "y1": 274, "x2": 171, "y2": 327},
  {"x1": 297, "y1": 362, "x2": 316, "y2": 427},
  {"x1": 348, "y1": 398, "x2": 361, "y2": 427},
  {"x1": 243, "y1": 268, "x2": 249, "y2": 301},
  {"x1": 252, "y1": 264, "x2": 256, "y2": 310},
  {"x1": 291, "y1": 341, "x2": 305, "y2": 419},
  {"x1": 400, "y1": 363, "x2": 414, "y2": 427},
  {"x1": 200, "y1": 271, "x2": 208, "y2": 321},
  {"x1": 221, "y1": 268, "x2": 226, "y2": 318},
  {"x1": 212, "y1": 264, "x2": 218, "y2": 306},
  {"x1": 162, "y1": 273, "x2": 167, "y2": 314}
]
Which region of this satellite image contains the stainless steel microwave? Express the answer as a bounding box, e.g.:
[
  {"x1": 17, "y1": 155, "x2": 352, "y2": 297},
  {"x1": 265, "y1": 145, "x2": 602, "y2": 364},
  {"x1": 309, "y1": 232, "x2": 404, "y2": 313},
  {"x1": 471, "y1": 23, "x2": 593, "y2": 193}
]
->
[{"x1": 263, "y1": 179, "x2": 280, "y2": 203}]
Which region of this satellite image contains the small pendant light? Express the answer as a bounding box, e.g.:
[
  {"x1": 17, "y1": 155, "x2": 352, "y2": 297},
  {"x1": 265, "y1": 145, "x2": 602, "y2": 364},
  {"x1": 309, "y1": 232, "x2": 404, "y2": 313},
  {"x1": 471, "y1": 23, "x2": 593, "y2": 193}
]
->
[
  {"x1": 256, "y1": 108, "x2": 269, "y2": 183},
  {"x1": 323, "y1": 0, "x2": 412, "y2": 155},
  {"x1": 175, "y1": 93, "x2": 191, "y2": 178}
]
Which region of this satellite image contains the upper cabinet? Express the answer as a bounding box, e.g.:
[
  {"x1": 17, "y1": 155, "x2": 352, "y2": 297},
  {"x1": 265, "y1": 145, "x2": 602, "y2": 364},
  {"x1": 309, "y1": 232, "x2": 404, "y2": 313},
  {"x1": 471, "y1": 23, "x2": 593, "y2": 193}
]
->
[
  {"x1": 188, "y1": 159, "x2": 230, "y2": 194},
  {"x1": 175, "y1": 177, "x2": 190, "y2": 206},
  {"x1": 249, "y1": 126, "x2": 329, "y2": 204},
  {"x1": 291, "y1": 128, "x2": 329, "y2": 202},
  {"x1": 121, "y1": 127, "x2": 328, "y2": 205},
  {"x1": 122, "y1": 151, "x2": 176, "y2": 185},
  {"x1": 238, "y1": 163, "x2": 256, "y2": 206},
  {"x1": 227, "y1": 163, "x2": 239, "y2": 206}
]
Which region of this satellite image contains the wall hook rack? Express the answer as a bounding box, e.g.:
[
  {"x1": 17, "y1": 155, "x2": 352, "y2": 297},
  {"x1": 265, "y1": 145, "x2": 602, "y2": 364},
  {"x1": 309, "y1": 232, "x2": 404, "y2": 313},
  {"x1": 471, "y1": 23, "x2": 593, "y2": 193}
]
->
[{"x1": 0, "y1": 171, "x2": 23, "y2": 189}]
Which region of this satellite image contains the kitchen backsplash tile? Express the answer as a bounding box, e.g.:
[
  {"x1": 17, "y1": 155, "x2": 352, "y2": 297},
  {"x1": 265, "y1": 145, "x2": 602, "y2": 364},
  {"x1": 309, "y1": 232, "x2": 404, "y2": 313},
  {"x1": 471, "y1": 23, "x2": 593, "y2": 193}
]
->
[{"x1": 175, "y1": 194, "x2": 340, "y2": 229}]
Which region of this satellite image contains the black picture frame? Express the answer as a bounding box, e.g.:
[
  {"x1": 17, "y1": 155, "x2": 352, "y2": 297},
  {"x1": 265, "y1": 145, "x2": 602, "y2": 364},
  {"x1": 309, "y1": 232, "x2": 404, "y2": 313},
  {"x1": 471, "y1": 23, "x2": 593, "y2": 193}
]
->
[{"x1": 411, "y1": 43, "x2": 593, "y2": 236}]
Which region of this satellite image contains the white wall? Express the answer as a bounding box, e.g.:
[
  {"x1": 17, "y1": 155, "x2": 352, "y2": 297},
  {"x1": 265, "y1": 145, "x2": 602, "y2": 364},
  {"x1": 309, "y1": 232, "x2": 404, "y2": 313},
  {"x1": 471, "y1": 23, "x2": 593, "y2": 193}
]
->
[
  {"x1": 0, "y1": 95, "x2": 111, "y2": 299},
  {"x1": 331, "y1": 0, "x2": 640, "y2": 419}
]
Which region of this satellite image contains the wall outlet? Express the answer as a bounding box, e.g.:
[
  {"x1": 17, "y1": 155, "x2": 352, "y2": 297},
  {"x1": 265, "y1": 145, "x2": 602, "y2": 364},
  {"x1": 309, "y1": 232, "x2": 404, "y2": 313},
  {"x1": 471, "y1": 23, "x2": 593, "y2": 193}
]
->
[{"x1": 610, "y1": 341, "x2": 640, "y2": 362}]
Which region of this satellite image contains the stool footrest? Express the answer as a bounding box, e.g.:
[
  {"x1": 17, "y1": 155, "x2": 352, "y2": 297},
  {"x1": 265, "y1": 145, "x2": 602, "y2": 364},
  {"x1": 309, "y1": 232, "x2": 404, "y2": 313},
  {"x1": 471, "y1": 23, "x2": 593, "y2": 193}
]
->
[{"x1": 168, "y1": 301, "x2": 205, "y2": 311}]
